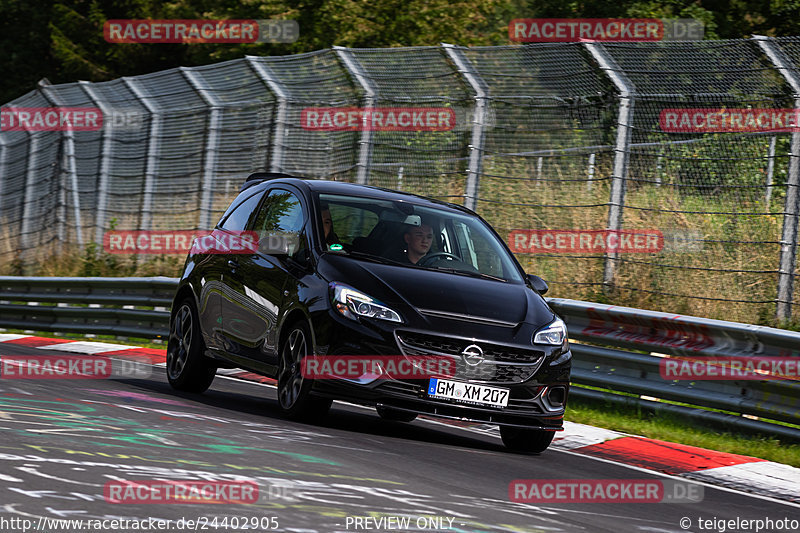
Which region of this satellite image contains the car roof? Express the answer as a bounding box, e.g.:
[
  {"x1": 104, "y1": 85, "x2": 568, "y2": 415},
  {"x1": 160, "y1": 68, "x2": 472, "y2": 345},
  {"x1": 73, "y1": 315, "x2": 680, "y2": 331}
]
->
[{"x1": 245, "y1": 174, "x2": 475, "y2": 215}]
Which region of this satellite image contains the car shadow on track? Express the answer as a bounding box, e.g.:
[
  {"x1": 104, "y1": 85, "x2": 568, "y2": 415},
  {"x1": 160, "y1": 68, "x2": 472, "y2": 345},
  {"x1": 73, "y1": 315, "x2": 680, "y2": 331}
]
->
[{"x1": 116, "y1": 374, "x2": 511, "y2": 455}]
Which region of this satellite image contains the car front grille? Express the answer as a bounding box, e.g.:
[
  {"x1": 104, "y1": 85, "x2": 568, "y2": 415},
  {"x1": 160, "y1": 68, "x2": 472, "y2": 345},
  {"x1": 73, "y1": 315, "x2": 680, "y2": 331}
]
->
[{"x1": 395, "y1": 330, "x2": 545, "y2": 384}]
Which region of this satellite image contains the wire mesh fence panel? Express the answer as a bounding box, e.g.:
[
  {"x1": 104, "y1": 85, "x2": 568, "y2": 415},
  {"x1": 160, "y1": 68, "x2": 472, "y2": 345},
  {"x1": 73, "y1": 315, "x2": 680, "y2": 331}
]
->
[
  {"x1": 78, "y1": 78, "x2": 150, "y2": 240},
  {"x1": 2, "y1": 90, "x2": 64, "y2": 267},
  {"x1": 344, "y1": 46, "x2": 472, "y2": 200},
  {"x1": 185, "y1": 59, "x2": 277, "y2": 226},
  {"x1": 461, "y1": 44, "x2": 615, "y2": 301},
  {"x1": 126, "y1": 69, "x2": 208, "y2": 232},
  {"x1": 1, "y1": 41, "x2": 800, "y2": 324},
  {"x1": 38, "y1": 81, "x2": 102, "y2": 249},
  {"x1": 600, "y1": 40, "x2": 794, "y2": 322},
  {"x1": 251, "y1": 50, "x2": 360, "y2": 181},
  {"x1": 0, "y1": 118, "x2": 32, "y2": 267}
]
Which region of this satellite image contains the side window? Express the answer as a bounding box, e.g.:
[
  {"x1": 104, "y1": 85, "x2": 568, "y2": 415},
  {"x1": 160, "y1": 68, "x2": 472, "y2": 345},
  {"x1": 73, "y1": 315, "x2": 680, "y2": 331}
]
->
[
  {"x1": 253, "y1": 189, "x2": 307, "y2": 257},
  {"x1": 328, "y1": 204, "x2": 378, "y2": 245},
  {"x1": 218, "y1": 192, "x2": 263, "y2": 231},
  {"x1": 465, "y1": 224, "x2": 504, "y2": 277}
]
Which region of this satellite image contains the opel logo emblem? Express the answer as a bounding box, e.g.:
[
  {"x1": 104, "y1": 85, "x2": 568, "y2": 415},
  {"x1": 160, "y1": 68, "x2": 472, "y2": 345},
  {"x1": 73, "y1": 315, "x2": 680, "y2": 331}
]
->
[{"x1": 461, "y1": 344, "x2": 484, "y2": 366}]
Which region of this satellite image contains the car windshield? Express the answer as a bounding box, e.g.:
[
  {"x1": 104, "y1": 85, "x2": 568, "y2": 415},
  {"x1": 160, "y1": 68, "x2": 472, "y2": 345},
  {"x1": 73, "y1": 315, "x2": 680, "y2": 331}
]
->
[{"x1": 317, "y1": 193, "x2": 523, "y2": 283}]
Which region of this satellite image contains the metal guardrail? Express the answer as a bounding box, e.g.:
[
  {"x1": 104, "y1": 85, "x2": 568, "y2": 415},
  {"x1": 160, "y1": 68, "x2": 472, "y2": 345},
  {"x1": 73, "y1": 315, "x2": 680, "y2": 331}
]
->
[
  {"x1": 0, "y1": 276, "x2": 174, "y2": 338},
  {"x1": 548, "y1": 298, "x2": 800, "y2": 441},
  {"x1": 0, "y1": 277, "x2": 798, "y2": 440}
]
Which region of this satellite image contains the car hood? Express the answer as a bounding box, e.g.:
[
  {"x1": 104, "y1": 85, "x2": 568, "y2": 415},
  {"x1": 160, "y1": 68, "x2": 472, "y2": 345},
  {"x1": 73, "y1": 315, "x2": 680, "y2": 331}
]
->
[{"x1": 318, "y1": 254, "x2": 554, "y2": 327}]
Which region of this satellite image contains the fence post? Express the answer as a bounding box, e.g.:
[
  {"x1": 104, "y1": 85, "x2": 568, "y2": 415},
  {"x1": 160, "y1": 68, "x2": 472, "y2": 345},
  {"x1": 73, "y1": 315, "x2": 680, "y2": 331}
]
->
[
  {"x1": 754, "y1": 36, "x2": 800, "y2": 321},
  {"x1": 584, "y1": 42, "x2": 636, "y2": 292},
  {"x1": 655, "y1": 153, "x2": 663, "y2": 187},
  {"x1": 246, "y1": 57, "x2": 288, "y2": 174},
  {"x1": 766, "y1": 136, "x2": 777, "y2": 207},
  {"x1": 20, "y1": 128, "x2": 43, "y2": 263},
  {"x1": 442, "y1": 43, "x2": 489, "y2": 211},
  {"x1": 122, "y1": 77, "x2": 159, "y2": 232},
  {"x1": 182, "y1": 68, "x2": 222, "y2": 230},
  {"x1": 0, "y1": 135, "x2": 6, "y2": 224},
  {"x1": 334, "y1": 46, "x2": 376, "y2": 185},
  {"x1": 37, "y1": 82, "x2": 84, "y2": 247},
  {"x1": 537, "y1": 156, "x2": 543, "y2": 185},
  {"x1": 79, "y1": 82, "x2": 113, "y2": 245}
]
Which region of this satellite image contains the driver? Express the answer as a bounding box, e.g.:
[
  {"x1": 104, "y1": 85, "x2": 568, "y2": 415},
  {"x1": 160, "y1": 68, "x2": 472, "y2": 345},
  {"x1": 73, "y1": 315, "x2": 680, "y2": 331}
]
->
[{"x1": 402, "y1": 223, "x2": 433, "y2": 264}]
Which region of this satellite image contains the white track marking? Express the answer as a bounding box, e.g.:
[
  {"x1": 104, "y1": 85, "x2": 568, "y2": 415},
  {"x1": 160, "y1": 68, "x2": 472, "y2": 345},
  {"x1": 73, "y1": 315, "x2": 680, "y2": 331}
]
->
[{"x1": 37, "y1": 341, "x2": 135, "y2": 354}]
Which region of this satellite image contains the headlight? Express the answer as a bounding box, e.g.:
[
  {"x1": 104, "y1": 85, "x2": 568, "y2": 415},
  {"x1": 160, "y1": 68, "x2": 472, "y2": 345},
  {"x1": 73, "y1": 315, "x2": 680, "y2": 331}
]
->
[
  {"x1": 533, "y1": 317, "x2": 567, "y2": 345},
  {"x1": 330, "y1": 282, "x2": 402, "y2": 323}
]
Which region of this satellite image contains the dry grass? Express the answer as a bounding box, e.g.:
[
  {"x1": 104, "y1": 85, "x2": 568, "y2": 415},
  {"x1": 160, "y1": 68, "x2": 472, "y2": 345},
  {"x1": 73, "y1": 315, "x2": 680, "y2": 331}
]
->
[
  {"x1": 476, "y1": 154, "x2": 793, "y2": 327},
  {"x1": 25, "y1": 244, "x2": 185, "y2": 278}
]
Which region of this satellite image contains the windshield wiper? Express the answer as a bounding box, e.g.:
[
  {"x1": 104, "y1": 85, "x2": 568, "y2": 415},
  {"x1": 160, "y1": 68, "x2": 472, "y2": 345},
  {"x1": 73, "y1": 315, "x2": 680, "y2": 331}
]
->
[{"x1": 430, "y1": 266, "x2": 507, "y2": 282}]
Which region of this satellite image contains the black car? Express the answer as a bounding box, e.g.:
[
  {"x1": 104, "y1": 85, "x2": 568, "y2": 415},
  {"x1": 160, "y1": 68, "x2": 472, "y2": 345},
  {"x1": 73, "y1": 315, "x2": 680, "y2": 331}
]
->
[{"x1": 167, "y1": 173, "x2": 571, "y2": 452}]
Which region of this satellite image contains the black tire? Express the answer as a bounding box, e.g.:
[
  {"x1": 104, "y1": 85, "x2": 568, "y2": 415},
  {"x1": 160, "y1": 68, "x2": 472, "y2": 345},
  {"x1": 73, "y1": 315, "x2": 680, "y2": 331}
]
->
[
  {"x1": 166, "y1": 298, "x2": 216, "y2": 393},
  {"x1": 500, "y1": 426, "x2": 555, "y2": 453},
  {"x1": 277, "y1": 321, "x2": 332, "y2": 420},
  {"x1": 376, "y1": 405, "x2": 418, "y2": 423}
]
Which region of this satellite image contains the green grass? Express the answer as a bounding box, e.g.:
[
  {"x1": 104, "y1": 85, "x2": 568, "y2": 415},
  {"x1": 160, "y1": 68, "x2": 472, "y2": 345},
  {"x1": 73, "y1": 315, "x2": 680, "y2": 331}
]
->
[{"x1": 566, "y1": 396, "x2": 800, "y2": 467}]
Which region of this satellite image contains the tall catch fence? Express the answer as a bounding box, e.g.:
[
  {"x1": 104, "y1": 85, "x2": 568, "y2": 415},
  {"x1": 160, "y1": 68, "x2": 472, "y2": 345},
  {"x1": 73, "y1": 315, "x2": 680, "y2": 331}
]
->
[{"x1": 1, "y1": 38, "x2": 800, "y2": 324}]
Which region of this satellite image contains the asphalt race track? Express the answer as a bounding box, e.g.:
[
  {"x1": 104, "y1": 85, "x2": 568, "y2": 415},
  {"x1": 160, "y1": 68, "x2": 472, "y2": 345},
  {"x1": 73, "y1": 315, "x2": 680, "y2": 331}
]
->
[{"x1": 0, "y1": 342, "x2": 797, "y2": 533}]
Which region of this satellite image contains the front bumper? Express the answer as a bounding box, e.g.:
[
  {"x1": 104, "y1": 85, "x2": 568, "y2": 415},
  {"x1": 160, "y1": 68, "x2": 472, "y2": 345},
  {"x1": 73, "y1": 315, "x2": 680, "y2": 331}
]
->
[
  {"x1": 309, "y1": 308, "x2": 571, "y2": 429},
  {"x1": 312, "y1": 376, "x2": 569, "y2": 429}
]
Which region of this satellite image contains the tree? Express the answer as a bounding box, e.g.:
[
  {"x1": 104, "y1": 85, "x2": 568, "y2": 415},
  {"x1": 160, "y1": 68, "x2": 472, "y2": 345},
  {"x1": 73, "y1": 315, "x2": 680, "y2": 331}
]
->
[{"x1": 3, "y1": 0, "x2": 800, "y2": 104}]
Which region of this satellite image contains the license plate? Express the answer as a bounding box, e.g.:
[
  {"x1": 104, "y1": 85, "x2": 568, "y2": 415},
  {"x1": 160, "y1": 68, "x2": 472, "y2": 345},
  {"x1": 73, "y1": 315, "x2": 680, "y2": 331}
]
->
[{"x1": 427, "y1": 378, "x2": 509, "y2": 408}]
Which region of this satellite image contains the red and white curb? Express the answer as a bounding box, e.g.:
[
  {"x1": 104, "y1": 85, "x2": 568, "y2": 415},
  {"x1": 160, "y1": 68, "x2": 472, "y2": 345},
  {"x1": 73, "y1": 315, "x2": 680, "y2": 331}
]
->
[
  {"x1": 556, "y1": 425, "x2": 799, "y2": 503},
  {"x1": 1, "y1": 334, "x2": 798, "y2": 503},
  {"x1": 0, "y1": 333, "x2": 276, "y2": 383}
]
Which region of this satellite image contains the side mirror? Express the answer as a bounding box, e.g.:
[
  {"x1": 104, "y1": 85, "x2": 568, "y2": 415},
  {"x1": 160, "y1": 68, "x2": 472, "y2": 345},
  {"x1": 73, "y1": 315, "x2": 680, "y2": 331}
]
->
[{"x1": 527, "y1": 274, "x2": 549, "y2": 295}]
